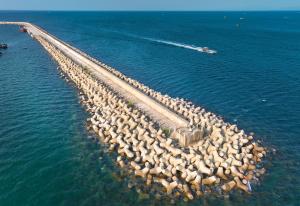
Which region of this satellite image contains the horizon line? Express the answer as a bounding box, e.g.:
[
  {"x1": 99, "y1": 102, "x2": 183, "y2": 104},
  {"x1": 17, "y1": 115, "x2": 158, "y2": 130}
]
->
[{"x1": 0, "y1": 9, "x2": 300, "y2": 12}]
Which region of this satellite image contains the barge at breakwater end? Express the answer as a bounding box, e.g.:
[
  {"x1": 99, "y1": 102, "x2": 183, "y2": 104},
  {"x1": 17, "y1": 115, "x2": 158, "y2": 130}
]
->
[{"x1": 0, "y1": 21, "x2": 267, "y2": 200}]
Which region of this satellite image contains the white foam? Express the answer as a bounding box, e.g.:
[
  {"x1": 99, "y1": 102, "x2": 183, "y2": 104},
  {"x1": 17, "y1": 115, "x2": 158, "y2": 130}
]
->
[
  {"x1": 247, "y1": 181, "x2": 252, "y2": 192},
  {"x1": 103, "y1": 29, "x2": 217, "y2": 54},
  {"x1": 144, "y1": 37, "x2": 217, "y2": 54}
]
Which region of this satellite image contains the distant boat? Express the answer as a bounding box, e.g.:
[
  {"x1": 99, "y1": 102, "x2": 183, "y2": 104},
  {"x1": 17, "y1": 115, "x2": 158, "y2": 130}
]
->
[
  {"x1": 202, "y1": 47, "x2": 217, "y2": 54},
  {"x1": 0, "y1": 43, "x2": 8, "y2": 49}
]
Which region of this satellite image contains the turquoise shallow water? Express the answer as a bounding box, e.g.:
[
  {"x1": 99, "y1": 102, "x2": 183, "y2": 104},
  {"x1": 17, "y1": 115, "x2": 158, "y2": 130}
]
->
[{"x1": 0, "y1": 12, "x2": 300, "y2": 205}]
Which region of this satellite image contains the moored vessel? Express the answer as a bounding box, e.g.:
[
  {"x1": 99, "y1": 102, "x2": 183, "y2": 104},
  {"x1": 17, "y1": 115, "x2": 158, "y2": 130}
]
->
[{"x1": 0, "y1": 43, "x2": 8, "y2": 49}]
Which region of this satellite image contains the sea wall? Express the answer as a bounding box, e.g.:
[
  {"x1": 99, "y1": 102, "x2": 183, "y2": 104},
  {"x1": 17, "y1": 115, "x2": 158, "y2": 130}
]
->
[{"x1": 34, "y1": 34, "x2": 267, "y2": 200}]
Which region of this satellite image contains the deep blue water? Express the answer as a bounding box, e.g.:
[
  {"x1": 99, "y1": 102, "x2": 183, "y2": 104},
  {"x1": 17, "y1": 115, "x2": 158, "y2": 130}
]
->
[{"x1": 0, "y1": 11, "x2": 299, "y2": 205}]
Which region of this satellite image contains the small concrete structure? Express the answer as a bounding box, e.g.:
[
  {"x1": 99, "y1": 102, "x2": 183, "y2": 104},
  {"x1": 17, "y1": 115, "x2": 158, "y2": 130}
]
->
[{"x1": 173, "y1": 127, "x2": 204, "y2": 146}]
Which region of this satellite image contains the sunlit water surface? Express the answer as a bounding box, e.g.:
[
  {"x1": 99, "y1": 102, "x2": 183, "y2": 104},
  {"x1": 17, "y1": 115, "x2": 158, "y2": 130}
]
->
[{"x1": 0, "y1": 11, "x2": 299, "y2": 206}]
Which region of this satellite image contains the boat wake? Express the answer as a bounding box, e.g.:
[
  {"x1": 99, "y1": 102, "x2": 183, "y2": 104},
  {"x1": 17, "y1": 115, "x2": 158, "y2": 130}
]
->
[
  {"x1": 143, "y1": 37, "x2": 217, "y2": 54},
  {"x1": 99, "y1": 28, "x2": 217, "y2": 54}
]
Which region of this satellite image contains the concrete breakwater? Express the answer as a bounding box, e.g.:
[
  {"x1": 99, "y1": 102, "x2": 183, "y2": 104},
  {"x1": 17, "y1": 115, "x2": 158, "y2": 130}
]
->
[{"x1": 1, "y1": 22, "x2": 267, "y2": 200}]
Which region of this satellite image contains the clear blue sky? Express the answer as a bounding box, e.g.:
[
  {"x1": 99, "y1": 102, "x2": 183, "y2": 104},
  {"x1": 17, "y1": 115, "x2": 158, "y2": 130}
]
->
[{"x1": 0, "y1": 0, "x2": 299, "y2": 11}]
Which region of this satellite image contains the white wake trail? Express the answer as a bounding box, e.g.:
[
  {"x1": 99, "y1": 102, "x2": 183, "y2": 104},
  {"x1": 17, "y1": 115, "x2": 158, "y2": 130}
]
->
[{"x1": 143, "y1": 37, "x2": 217, "y2": 54}]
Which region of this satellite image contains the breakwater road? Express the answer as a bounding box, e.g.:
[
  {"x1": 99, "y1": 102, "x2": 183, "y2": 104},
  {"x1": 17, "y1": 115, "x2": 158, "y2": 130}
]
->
[{"x1": 0, "y1": 21, "x2": 191, "y2": 134}]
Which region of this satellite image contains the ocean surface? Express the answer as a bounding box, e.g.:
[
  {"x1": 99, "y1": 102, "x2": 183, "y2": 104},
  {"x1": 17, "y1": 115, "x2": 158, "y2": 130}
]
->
[{"x1": 0, "y1": 11, "x2": 299, "y2": 206}]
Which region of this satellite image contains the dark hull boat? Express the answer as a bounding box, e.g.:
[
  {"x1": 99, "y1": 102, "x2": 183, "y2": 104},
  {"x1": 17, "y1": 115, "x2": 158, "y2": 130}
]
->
[{"x1": 0, "y1": 43, "x2": 8, "y2": 49}]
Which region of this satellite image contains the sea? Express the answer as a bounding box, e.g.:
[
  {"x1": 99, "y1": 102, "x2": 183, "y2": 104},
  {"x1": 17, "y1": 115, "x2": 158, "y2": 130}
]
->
[{"x1": 0, "y1": 11, "x2": 299, "y2": 206}]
